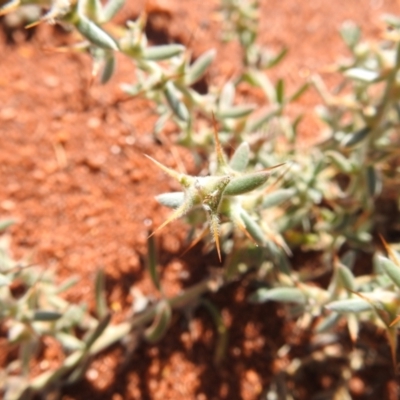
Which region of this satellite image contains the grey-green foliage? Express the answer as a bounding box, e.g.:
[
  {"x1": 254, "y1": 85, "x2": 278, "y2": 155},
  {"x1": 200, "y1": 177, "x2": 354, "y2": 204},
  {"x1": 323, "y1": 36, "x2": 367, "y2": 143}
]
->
[
  {"x1": 150, "y1": 127, "x2": 287, "y2": 263},
  {"x1": 118, "y1": 0, "x2": 306, "y2": 147},
  {"x1": 3, "y1": 0, "x2": 400, "y2": 394},
  {"x1": 2, "y1": 0, "x2": 308, "y2": 151},
  {"x1": 220, "y1": 0, "x2": 289, "y2": 69},
  {"x1": 239, "y1": 17, "x2": 400, "y2": 390},
  {"x1": 310, "y1": 17, "x2": 400, "y2": 242},
  {"x1": 0, "y1": 219, "x2": 233, "y2": 399},
  {"x1": 0, "y1": 222, "x2": 89, "y2": 399},
  {"x1": 251, "y1": 248, "x2": 400, "y2": 367},
  {"x1": 242, "y1": 16, "x2": 400, "y2": 256}
]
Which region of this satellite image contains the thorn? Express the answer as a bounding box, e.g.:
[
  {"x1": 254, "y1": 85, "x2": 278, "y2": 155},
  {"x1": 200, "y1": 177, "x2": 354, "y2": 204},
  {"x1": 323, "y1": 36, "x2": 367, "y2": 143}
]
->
[
  {"x1": 389, "y1": 315, "x2": 400, "y2": 328},
  {"x1": 25, "y1": 20, "x2": 42, "y2": 29},
  {"x1": 262, "y1": 162, "x2": 286, "y2": 172},
  {"x1": 41, "y1": 41, "x2": 90, "y2": 54},
  {"x1": 215, "y1": 236, "x2": 222, "y2": 262},
  {"x1": 235, "y1": 218, "x2": 259, "y2": 245},
  {"x1": 209, "y1": 212, "x2": 222, "y2": 262},
  {"x1": 0, "y1": 0, "x2": 19, "y2": 16},
  {"x1": 180, "y1": 225, "x2": 209, "y2": 258},
  {"x1": 264, "y1": 163, "x2": 291, "y2": 194},
  {"x1": 158, "y1": 132, "x2": 187, "y2": 174},
  {"x1": 265, "y1": 230, "x2": 292, "y2": 256},
  {"x1": 148, "y1": 204, "x2": 188, "y2": 238},
  {"x1": 145, "y1": 154, "x2": 182, "y2": 181},
  {"x1": 379, "y1": 233, "x2": 400, "y2": 265}
]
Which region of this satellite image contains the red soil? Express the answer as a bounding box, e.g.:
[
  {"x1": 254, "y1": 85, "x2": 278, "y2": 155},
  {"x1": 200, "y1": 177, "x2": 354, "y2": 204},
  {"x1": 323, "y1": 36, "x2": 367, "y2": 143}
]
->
[{"x1": 1, "y1": 1, "x2": 399, "y2": 399}]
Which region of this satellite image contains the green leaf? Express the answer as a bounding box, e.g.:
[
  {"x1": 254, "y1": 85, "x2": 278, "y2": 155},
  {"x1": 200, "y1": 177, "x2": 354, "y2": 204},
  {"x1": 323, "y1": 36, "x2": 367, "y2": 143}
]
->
[
  {"x1": 325, "y1": 150, "x2": 353, "y2": 173},
  {"x1": 84, "y1": 313, "x2": 111, "y2": 349},
  {"x1": 378, "y1": 254, "x2": 400, "y2": 289},
  {"x1": 33, "y1": 310, "x2": 63, "y2": 321},
  {"x1": 0, "y1": 218, "x2": 16, "y2": 231},
  {"x1": 142, "y1": 44, "x2": 185, "y2": 60},
  {"x1": 246, "y1": 107, "x2": 279, "y2": 132},
  {"x1": 249, "y1": 287, "x2": 307, "y2": 304},
  {"x1": 382, "y1": 13, "x2": 400, "y2": 29},
  {"x1": 94, "y1": 269, "x2": 108, "y2": 319},
  {"x1": 144, "y1": 300, "x2": 172, "y2": 343},
  {"x1": 201, "y1": 299, "x2": 228, "y2": 365},
  {"x1": 315, "y1": 312, "x2": 341, "y2": 333},
  {"x1": 164, "y1": 81, "x2": 189, "y2": 121},
  {"x1": 56, "y1": 276, "x2": 79, "y2": 294},
  {"x1": 56, "y1": 332, "x2": 85, "y2": 351},
  {"x1": 30, "y1": 350, "x2": 85, "y2": 390},
  {"x1": 224, "y1": 170, "x2": 270, "y2": 196},
  {"x1": 239, "y1": 209, "x2": 265, "y2": 244},
  {"x1": 216, "y1": 104, "x2": 256, "y2": 119},
  {"x1": 345, "y1": 68, "x2": 379, "y2": 83},
  {"x1": 187, "y1": 49, "x2": 216, "y2": 85},
  {"x1": 276, "y1": 78, "x2": 285, "y2": 104},
  {"x1": 147, "y1": 235, "x2": 161, "y2": 292},
  {"x1": 341, "y1": 251, "x2": 356, "y2": 269},
  {"x1": 340, "y1": 21, "x2": 361, "y2": 50},
  {"x1": 341, "y1": 126, "x2": 370, "y2": 147},
  {"x1": 261, "y1": 188, "x2": 296, "y2": 209},
  {"x1": 262, "y1": 47, "x2": 288, "y2": 69},
  {"x1": 155, "y1": 192, "x2": 185, "y2": 209},
  {"x1": 219, "y1": 81, "x2": 235, "y2": 109},
  {"x1": 79, "y1": 0, "x2": 103, "y2": 22},
  {"x1": 0, "y1": 273, "x2": 11, "y2": 287},
  {"x1": 337, "y1": 264, "x2": 355, "y2": 291},
  {"x1": 121, "y1": 82, "x2": 141, "y2": 96},
  {"x1": 365, "y1": 165, "x2": 381, "y2": 197},
  {"x1": 325, "y1": 298, "x2": 373, "y2": 313},
  {"x1": 100, "y1": 53, "x2": 116, "y2": 84},
  {"x1": 289, "y1": 82, "x2": 309, "y2": 102},
  {"x1": 102, "y1": 0, "x2": 125, "y2": 22},
  {"x1": 75, "y1": 15, "x2": 118, "y2": 50},
  {"x1": 229, "y1": 142, "x2": 250, "y2": 172},
  {"x1": 242, "y1": 69, "x2": 275, "y2": 102}
]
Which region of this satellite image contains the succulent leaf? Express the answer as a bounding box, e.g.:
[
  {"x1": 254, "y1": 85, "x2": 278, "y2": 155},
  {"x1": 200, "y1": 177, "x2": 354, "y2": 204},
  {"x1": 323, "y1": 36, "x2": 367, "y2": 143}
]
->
[
  {"x1": 325, "y1": 298, "x2": 373, "y2": 313},
  {"x1": 164, "y1": 81, "x2": 189, "y2": 121},
  {"x1": 229, "y1": 142, "x2": 250, "y2": 172},
  {"x1": 378, "y1": 254, "x2": 400, "y2": 289},
  {"x1": 101, "y1": 0, "x2": 125, "y2": 22},
  {"x1": 155, "y1": 192, "x2": 185, "y2": 209},
  {"x1": 216, "y1": 104, "x2": 256, "y2": 119},
  {"x1": 237, "y1": 209, "x2": 265, "y2": 245},
  {"x1": 224, "y1": 170, "x2": 271, "y2": 196},
  {"x1": 75, "y1": 15, "x2": 118, "y2": 50},
  {"x1": 249, "y1": 287, "x2": 307, "y2": 304},
  {"x1": 144, "y1": 300, "x2": 172, "y2": 343},
  {"x1": 142, "y1": 44, "x2": 185, "y2": 60},
  {"x1": 187, "y1": 49, "x2": 216, "y2": 85}
]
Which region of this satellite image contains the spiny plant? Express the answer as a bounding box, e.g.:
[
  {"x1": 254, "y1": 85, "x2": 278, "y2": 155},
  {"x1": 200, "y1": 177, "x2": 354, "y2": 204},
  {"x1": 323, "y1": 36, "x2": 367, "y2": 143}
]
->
[
  {"x1": 1, "y1": 0, "x2": 308, "y2": 153},
  {"x1": 120, "y1": 5, "x2": 305, "y2": 149},
  {"x1": 0, "y1": 219, "x2": 233, "y2": 399},
  {"x1": 3, "y1": 0, "x2": 400, "y2": 396},
  {"x1": 220, "y1": 0, "x2": 288, "y2": 69},
  {"x1": 249, "y1": 237, "x2": 400, "y2": 395},
  {"x1": 311, "y1": 16, "x2": 400, "y2": 247},
  {"x1": 149, "y1": 117, "x2": 286, "y2": 262}
]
